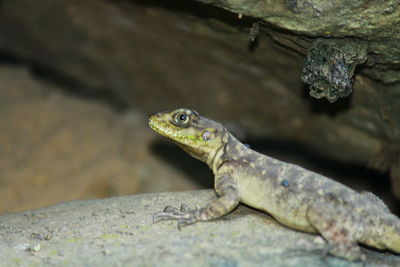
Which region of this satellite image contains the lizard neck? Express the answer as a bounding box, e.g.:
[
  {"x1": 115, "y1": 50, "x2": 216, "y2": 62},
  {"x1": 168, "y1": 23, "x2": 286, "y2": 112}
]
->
[
  {"x1": 207, "y1": 143, "x2": 226, "y2": 174},
  {"x1": 206, "y1": 132, "x2": 240, "y2": 174},
  {"x1": 206, "y1": 129, "x2": 232, "y2": 173}
]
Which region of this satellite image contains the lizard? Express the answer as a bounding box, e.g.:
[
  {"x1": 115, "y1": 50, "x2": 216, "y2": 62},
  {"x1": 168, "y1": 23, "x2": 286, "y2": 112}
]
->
[{"x1": 149, "y1": 108, "x2": 400, "y2": 261}]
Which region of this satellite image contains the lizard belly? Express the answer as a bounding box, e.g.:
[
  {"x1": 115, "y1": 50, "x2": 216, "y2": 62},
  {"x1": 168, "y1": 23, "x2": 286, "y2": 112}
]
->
[{"x1": 236, "y1": 174, "x2": 317, "y2": 233}]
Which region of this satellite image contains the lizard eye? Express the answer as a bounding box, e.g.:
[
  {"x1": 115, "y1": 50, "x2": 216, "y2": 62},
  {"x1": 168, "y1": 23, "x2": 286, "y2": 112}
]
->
[{"x1": 174, "y1": 112, "x2": 190, "y2": 125}]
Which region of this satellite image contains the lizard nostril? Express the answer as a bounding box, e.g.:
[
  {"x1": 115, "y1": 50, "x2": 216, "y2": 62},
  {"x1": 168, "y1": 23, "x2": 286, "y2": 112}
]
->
[{"x1": 149, "y1": 112, "x2": 161, "y2": 118}]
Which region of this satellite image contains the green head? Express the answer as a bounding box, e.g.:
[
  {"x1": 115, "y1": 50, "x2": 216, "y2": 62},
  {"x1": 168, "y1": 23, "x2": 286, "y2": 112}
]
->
[{"x1": 149, "y1": 108, "x2": 228, "y2": 164}]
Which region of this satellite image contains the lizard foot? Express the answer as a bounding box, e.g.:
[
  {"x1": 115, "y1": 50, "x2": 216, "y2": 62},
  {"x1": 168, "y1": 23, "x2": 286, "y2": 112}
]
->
[
  {"x1": 324, "y1": 243, "x2": 366, "y2": 263},
  {"x1": 152, "y1": 204, "x2": 202, "y2": 230}
]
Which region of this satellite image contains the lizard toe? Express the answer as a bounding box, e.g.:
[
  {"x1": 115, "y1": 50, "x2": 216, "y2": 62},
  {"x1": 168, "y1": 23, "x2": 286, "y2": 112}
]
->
[
  {"x1": 153, "y1": 204, "x2": 198, "y2": 225},
  {"x1": 163, "y1": 205, "x2": 179, "y2": 212},
  {"x1": 152, "y1": 210, "x2": 184, "y2": 223},
  {"x1": 177, "y1": 216, "x2": 198, "y2": 230},
  {"x1": 180, "y1": 203, "x2": 190, "y2": 212}
]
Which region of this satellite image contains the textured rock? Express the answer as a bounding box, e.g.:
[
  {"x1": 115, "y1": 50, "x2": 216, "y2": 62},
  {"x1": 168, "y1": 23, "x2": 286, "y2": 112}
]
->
[
  {"x1": 301, "y1": 39, "x2": 368, "y2": 102},
  {"x1": 1, "y1": 190, "x2": 399, "y2": 266},
  {"x1": 205, "y1": 0, "x2": 400, "y2": 40}
]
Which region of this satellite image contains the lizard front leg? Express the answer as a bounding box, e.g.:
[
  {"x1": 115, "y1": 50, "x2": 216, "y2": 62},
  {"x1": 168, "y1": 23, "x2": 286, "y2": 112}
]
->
[{"x1": 153, "y1": 172, "x2": 239, "y2": 230}]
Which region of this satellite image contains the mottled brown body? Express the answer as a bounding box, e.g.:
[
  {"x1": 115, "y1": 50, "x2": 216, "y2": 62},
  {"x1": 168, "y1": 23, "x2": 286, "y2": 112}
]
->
[{"x1": 150, "y1": 108, "x2": 400, "y2": 261}]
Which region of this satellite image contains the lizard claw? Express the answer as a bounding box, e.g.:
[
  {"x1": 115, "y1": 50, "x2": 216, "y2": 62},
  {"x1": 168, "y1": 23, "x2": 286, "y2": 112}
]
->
[
  {"x1": 152, "y1": 203, "x2": 200, "y2": 229},
  {"x1": 180, "y1": 203, "x2": 190, "y2": 212},
  {"x1": 162, "y1": 205, "x2": 177, "y2": 212}
]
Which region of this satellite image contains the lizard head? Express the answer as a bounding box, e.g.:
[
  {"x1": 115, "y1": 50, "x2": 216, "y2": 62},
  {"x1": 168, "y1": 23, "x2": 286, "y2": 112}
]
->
[{"x1": 149, "y1": 108, "x2": 228, "y2": 163}]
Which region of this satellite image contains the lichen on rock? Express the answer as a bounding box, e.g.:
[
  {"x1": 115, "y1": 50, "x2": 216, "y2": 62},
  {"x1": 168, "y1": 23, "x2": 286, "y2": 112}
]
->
[{"x1": 301, "y1": 39, "x2": 368, "y2": 102}]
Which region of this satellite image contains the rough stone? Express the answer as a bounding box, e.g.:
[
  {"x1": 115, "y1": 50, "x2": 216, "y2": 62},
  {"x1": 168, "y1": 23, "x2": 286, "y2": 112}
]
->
[
  {"x1": 1, "y1": 190, "x2": 399, "y2": 266},
  {"x1": 301, "y1": 39, "x2": 368, "y2": 102}
]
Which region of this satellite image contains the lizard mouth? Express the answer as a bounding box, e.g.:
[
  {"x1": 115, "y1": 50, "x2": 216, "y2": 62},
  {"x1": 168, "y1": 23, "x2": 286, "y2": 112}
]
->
[
  {"x1": 149, "y1": 115, "x2": 178, "y2": 140},
  {"x1": 149, "y1": 115, "x2": 197, "y2": 149},
  {"x1": 148, "y1": 115, "x2": 158, "y2": 131},
  {"x1": 148, "y1": 116, "x2": 165, "y2": 135}
]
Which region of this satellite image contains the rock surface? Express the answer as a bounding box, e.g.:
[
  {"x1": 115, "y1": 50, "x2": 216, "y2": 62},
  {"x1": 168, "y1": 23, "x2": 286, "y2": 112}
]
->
[{"x1": 1, "y1": 190, "x2": 399, "y2": 266}]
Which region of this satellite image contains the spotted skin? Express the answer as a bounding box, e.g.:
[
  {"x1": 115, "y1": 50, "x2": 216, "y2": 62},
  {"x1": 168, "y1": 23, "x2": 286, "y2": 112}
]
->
[{"x1": 149, "y1": 108, "x2": 400, "y2": 261}]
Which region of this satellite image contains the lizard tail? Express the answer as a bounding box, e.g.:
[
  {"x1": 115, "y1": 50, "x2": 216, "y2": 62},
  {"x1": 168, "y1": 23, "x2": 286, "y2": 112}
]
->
[
  {"x1": 381, "y1": 220, "x2": 400, "y2": 253},
  {"x1": 364, "y1": 214, "x2": 400, "y2": 253}
]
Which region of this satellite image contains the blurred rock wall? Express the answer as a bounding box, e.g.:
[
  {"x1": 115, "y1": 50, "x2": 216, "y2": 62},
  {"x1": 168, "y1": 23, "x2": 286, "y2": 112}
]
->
[{"x1": 0, "y1": 0, "x2": 399, "y2": 195}]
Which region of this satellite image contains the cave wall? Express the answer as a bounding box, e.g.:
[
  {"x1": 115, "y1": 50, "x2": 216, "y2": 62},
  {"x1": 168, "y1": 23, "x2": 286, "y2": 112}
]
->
[{"x1": 0, "y1": 0, "x2": 399, "y2": 195}]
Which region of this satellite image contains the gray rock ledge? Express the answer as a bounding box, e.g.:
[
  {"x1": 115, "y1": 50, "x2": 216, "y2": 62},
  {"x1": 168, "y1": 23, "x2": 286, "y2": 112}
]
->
[{"x1": 0, "y1": 190, "x2": 399, "y2": 266}]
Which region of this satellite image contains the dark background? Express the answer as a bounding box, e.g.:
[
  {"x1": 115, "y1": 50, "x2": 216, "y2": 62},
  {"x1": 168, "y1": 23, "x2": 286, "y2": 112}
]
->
[{"x1": 0, "y1": 0, "x2": 399, "y2": 214}]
